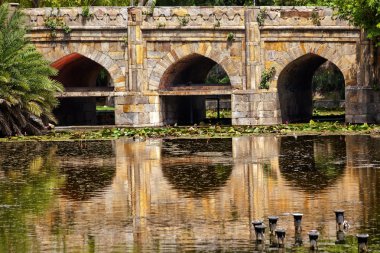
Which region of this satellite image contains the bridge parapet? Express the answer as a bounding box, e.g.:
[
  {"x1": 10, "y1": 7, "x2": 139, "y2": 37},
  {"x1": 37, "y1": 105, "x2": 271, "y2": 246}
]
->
[
  {"x1": 254, "y1": 6, "x2": 351, "y2": 27},
  {"x1": 23, "y1": 7, "x2": 128, "y2": 30},
  {"x1": 140, "y1": 6, "x2": 245, "y2": 30},
  {"x1": 22, "y1": 6, "x2": 351, "y2": 31}
]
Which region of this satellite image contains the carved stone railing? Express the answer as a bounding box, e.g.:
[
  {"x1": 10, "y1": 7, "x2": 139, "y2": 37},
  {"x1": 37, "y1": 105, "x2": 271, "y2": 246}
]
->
[
  {"x1": 22, "y1": 6, "x2": 354, "y2": 31},
  {"x1": 255, "y1": 6, "x2": 352, "y2": 27},
  {"x1": 22, "y1": 7, "x2": 128, "y2": 30},
  {"x1": 140, "y1": 6, "x2": 245, "y2": 30}
]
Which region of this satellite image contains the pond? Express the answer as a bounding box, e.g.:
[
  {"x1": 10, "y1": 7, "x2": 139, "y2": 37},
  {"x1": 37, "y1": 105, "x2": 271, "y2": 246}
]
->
[{"x1": 0, "y1": 135, "x2": 380, "y2": 252}]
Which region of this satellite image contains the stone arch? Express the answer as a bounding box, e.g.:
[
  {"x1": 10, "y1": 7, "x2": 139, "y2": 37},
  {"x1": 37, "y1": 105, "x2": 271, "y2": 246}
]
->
[
  {"x1": 47, "y1": 44, "x2": 119, "y2": 126},
  {"x1": 159, "y1": 53, "x2": 231, "y2": 89},
  {"x1": 272, "y1": 43, "x2": 357, "y2": 87},
  {"x1": 46, "y1": 43, "x2": 125, "y2": 88},
  {"x1": 51, "y1": 53, "x2": 113, "y2": 88},
  {"x1": 149, "y1": 43, "x2": 242, "y2": 90},
  {"x1": 277, "y1": 52, "x2": 346, "y2": 123}
]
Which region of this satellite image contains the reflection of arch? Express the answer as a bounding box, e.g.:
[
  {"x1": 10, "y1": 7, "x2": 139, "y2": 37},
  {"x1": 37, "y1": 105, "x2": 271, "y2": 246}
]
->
[
  {"x1": 56, "y1": 141, "x2": 116, "y2": 201},
  {"x1": 149, "y1": 43, "x2": 242, "y2": 90},
  {"x1": 278, "y1": 53, "x2": 345, "y2": 123},
  {"x1": 60, "y1": 165, "x2": 116, "y2": 201},
  {"x1": 162, "y1": 163, "x2": 233, "y2": 198},
  {"x1": 52, "y1": 53, "x2": 112, "y2": 88},
  {"x1": 45, "y1": 44, "x2": 125, "y2": 88},
  {"x1": 161, "y1": 138, "x2": 233, "y2": 197},
  {"x1": 279, "y1": 135, "x2": 346, "y2": 193}
]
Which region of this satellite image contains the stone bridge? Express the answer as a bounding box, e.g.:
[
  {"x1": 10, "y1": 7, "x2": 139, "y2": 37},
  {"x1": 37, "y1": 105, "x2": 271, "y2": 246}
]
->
[{"x1": 23, "y1": 5, "x2": 380, "y2": 126}]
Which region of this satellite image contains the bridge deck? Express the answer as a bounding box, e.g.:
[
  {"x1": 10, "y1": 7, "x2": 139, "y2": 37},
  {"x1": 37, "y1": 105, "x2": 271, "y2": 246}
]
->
[
  {"x1": 159, "y1": 84, "x2": 231, "y2": 96},
  {"x1": 56, "y1": 87, "x2": 114, "y2": 98}
]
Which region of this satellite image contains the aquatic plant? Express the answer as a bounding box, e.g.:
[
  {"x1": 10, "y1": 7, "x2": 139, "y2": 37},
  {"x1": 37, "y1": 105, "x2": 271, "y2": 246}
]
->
[{"x1": 1, "y1": 121, "x2": 380, "y2": 142}]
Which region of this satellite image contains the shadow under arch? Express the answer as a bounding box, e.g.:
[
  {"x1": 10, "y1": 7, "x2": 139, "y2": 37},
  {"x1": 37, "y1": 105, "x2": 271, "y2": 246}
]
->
[
  {"x1": 159, "y1": 53, "x2": 232, "y2": 125},
  {"x1": 51, "y1": 53, "x2": 115, "y2": 126},
  {"x1": 278, "y1": 53, "x2": 345, "y2": 123},
  {"x1": 278, "y1": 135, "x2": 346, "y2": 193},
  {"x1": 159, "y1": 53, "x2": 231, "y2": 89},
  {"x1": 51, "y1": 53, "x2": 113, "y2": 89}
]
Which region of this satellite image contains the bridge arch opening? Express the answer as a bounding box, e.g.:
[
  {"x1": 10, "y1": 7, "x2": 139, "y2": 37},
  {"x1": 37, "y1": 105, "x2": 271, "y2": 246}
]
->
[
  {"x1": 51, "y1": 53, "x2": 115, "y2": 126},
  {"x1": 278, "y1": 53, "x2": 345, "y2": 123},
  {"x1": 159, "y1": 53, "x2": 231, "y2": 89},
  {"x1": 160, "y1": 53, "x2": 232, "y2": 125},
  {"x1": 51, "y1": 53, "x2": 112, "y2": 89}
]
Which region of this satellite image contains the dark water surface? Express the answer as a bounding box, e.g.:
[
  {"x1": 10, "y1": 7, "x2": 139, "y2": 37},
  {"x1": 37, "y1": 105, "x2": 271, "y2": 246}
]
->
[{"x1": 0, "y1": 135, "x2": 380, "y2": 252}]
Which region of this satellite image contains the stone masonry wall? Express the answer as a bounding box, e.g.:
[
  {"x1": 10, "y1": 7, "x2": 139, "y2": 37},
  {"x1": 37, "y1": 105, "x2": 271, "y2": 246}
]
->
[
  {"x1": 242, "y1": 7, "x2": 361, "y2": 124},
  {"x1": 115, "y1": 94, "x2": 160, "y2": 126},
  {"x1": 116, "y1": 6, "x2": 247, "y2": 126},
  {"x1": 22, "y1": 6, "x2": 380, "y2": 126},
  {"x1": 346, "y1": 33, "x2": 380, "y2": 123},
  {"x1": 23, "y1": 7, "x2": 128, "y2": 92},
  {"x1": 232, "y1": 92, "x2": 281, "y2": 125}
]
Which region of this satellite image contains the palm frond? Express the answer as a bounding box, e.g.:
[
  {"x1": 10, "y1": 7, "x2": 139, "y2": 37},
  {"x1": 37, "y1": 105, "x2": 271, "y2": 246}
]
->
[{"x1": 0, "y1": 3, "x2": 63, "y2": 136}]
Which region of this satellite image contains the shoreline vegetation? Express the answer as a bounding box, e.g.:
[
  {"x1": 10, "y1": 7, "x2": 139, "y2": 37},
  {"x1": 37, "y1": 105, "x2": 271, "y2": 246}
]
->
[{"x1": 1, "y1": 121, "x2": 380, "y2": 142}]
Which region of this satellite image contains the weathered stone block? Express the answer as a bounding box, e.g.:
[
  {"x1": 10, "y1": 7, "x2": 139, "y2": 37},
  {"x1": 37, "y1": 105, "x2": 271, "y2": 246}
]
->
[
  {"x1": 123, "y1": 104, "x2": 145, "y2": 113},
  {"x1": 118, "y1": 112, "x2": 139, "y2": 125},
  {"x1": 233, "y1": 102, "x2": 249, "y2": 112},
  {"x1": 232, "y1": 111, "x2": 251, "y2": 119},
  {"x1": 258, "y1": 117, "x2": 280, "y2": 125},
  {"x1": 136, "y1": 45, "x2": 144, "y2": 65},
  {"x1": 148, "y1": 95, "x2": 159, "y2": 104},
  {"x1": 149, "y1": 112, "x2": 161, "y2": 124},
  {"x1": 234, "y1": 94, "x2": 249, "y2": 103},
  {"x1": 263, "y1": 101, "x2": 278, "y2": 111},
  {"x1": 234, "y1": 117, "x2": 257, "y2": 125}
]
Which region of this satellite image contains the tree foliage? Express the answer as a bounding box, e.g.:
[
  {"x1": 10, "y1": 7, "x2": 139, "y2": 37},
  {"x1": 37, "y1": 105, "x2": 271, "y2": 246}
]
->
[
  {"x1": 330, "y1": 0, "x2": 380, "y2": 44},
  {"x1": 0, "y1": 3, "x2": 63, "y2": 136},
  {"x1": 312, "y1": 61, "x2": 345, "y2": 99}
]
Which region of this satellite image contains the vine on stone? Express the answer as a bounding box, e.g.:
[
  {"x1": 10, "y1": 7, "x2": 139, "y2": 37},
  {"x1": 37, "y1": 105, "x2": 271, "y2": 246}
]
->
[
  {"x1": 81, "y1": 6, "x2": 92, "y2": 19},
  {"x1": 44, "y1": 8, "x2": 71, "y2": 38},
  {"x1": 311, "y1": 11, "x2": 321, "y2": 26},
  {"x1": 227, "y1": 32, "x2": 235, "y2": 42},
  {"x1": 257, "y1": 8, "x2": 268, "y2": 26},
  {"x1": 178, "y1": 16, "x2": 189, "y2": 26},
  {"x1": 259, "y1": 66, "x2": 276, "y2": 90}
]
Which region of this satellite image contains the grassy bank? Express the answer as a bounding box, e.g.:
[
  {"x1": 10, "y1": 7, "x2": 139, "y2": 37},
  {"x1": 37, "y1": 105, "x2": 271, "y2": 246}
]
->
[{"x1": 1, "y1": 121, "x2": 380, "y2": 142}]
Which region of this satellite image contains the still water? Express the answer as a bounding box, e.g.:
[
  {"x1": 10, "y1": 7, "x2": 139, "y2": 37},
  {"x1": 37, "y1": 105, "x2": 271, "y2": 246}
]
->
[{"x1": 0, "y1": 135, "x2": 380, "y2": 252}]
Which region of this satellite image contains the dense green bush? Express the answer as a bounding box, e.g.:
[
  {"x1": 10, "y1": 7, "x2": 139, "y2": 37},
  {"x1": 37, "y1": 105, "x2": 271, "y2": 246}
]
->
[{"x1": 312, "y1": 62, "x2": 345, "y2": 100}]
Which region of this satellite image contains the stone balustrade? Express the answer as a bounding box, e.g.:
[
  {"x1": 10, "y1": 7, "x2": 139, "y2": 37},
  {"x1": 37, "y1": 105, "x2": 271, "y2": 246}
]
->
[
  {"x1": 140, "y1": 6, "x2": 245, "y2": 29},
  {"x1": 22, "y1": 6, "x2": 352, "y2": 30},
  {"x1": 256, "y1": 6, "x2": 351, "y2": 27},
  {"x1": 23, "y1": 7, "x2": 129, "y2": 29}
]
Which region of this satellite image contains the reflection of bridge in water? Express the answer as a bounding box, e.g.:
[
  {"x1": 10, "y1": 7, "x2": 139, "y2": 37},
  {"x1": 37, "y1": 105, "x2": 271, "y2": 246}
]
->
[{"x1": 29, "y1": 135, "x2": 380, "y2": 252}]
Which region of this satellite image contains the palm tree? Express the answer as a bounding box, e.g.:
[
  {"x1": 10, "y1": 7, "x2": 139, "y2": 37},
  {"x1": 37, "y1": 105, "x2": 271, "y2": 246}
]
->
[{"x1": 0, "y1": 3, "x2": 63, "y2": 137}]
